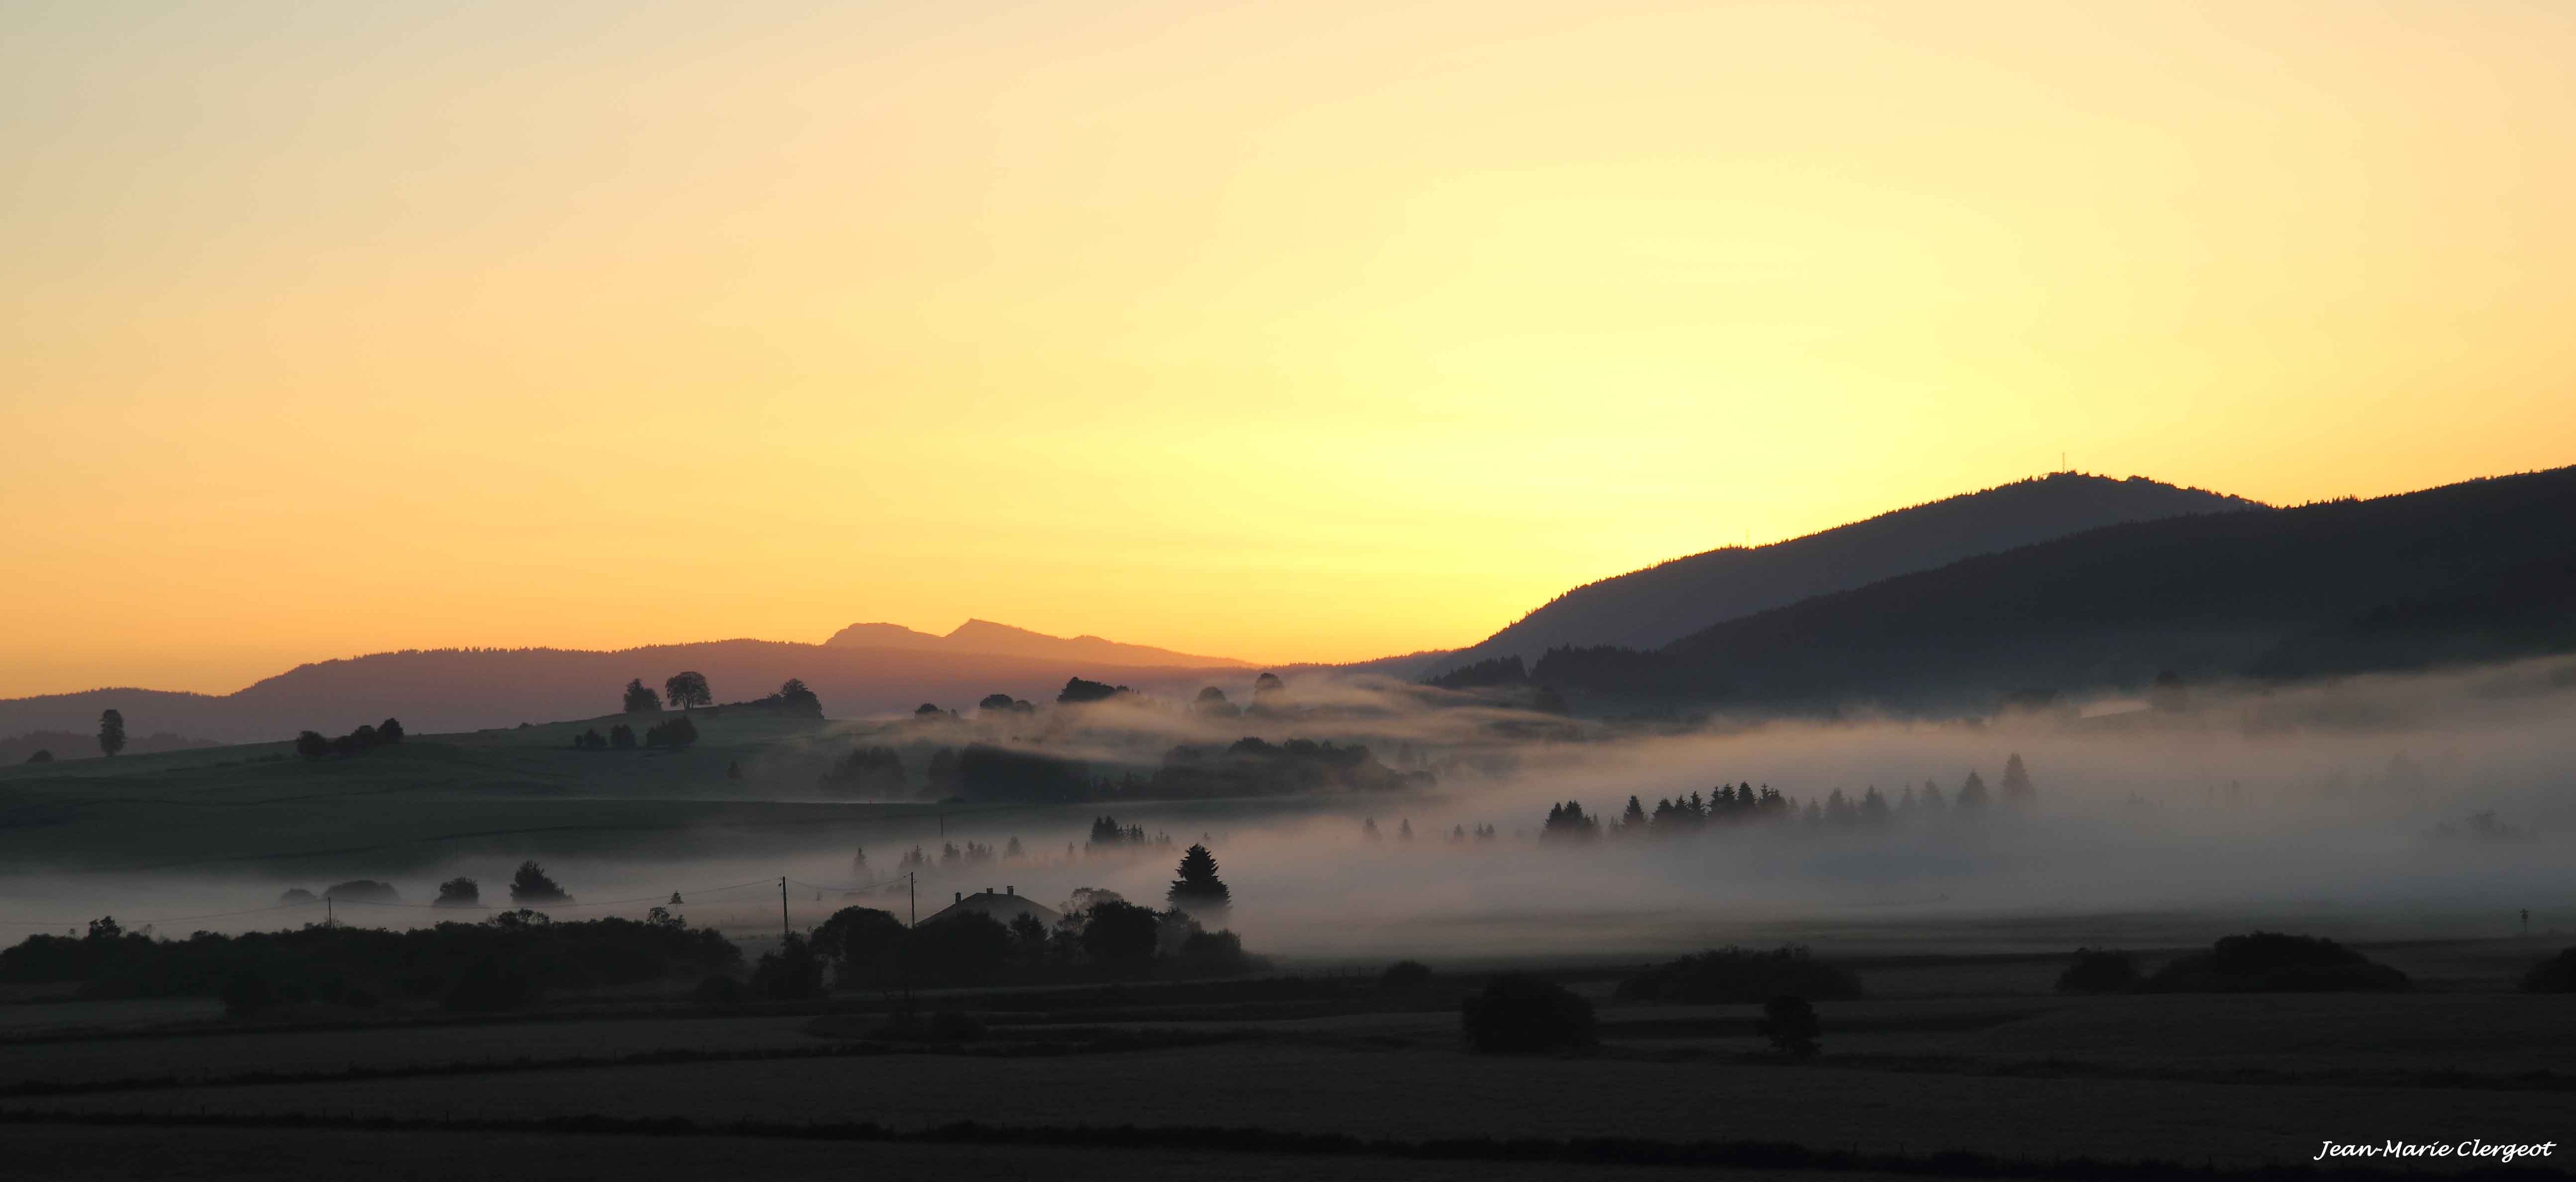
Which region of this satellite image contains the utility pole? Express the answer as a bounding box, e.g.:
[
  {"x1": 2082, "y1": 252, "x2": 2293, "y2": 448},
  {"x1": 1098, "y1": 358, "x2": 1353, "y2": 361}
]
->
[
  {"x1": 908, "y1": 871, "x2": 916, "y2": 928},
  {"x1": 324, "y1": 895, "x2": 334, "y2": 927},
  {"x1": 777, "y1": 877, "x2": 789, "y2": 943}
]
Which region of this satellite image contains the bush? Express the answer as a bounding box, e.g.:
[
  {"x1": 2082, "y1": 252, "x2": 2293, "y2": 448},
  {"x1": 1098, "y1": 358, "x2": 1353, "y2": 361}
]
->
[
  {"x1": 2521, "y1": 948, "x2": 2576, "y2": 993},
  {"x1": 691, "y1": 974, "x2": 745, "y2": 1005},
  {"x1": 1379, "y1": 960, "x2": 1434, "y2": 991},
  {"x1": 1758, "y1": 994, "x2": 1821, "y2": 1058},
  {"x1": 928, "y1": 1009, "x2": 985, "y2": 1042},
  {"x1": 1615, "y1": 946, "x2": 1863, "y2": 1004},
  {"x1": 2056, "y1": 948, "x2": 2139, "y2": 994},
  {"x1": 2144, "y1": 932, "x2": 2410, "y2": 993},
  {"x1": 1461, "y1": 973, "x2": 1597, "y2": 1054}
]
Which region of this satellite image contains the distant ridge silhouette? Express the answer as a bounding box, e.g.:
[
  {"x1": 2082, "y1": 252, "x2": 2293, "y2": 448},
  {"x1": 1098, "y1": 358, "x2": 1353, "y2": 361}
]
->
[
  {"x1": 1412, "y1": 473, "x2": 2262, "y2": 679},
  {"x1": 0, "y1": 639, "x2": 1252, "y2": 744},
  {"x1": 823, "y1": 618, "x2": 1253, "y2": 668},
  {"x1": 1534, "y1": 465, "x2": 2576, "y2": 711}
]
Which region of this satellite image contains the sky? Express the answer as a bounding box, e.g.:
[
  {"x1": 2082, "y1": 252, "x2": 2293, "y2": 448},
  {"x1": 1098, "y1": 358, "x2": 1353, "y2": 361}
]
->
[{"x1": 4, "y1": 0, "x2": 2573, "y2": 697}]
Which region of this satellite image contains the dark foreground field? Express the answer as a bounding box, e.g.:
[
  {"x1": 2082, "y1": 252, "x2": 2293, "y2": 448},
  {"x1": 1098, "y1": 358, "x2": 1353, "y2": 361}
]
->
[{"x1": 0, "y1": 937, "x2": 2568, "y2": 1180}]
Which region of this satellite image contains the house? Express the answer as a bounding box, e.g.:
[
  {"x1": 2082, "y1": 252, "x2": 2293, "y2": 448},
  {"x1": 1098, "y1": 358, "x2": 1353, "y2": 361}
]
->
[{"x1": 921, "y1": 886, "x2": 1059, "y2": 929}]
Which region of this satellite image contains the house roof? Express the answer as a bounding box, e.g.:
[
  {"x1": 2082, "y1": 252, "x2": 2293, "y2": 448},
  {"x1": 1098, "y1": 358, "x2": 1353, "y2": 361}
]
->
[{"x1": 921, "y1": 887, "x2": 1060, "y2": 928}]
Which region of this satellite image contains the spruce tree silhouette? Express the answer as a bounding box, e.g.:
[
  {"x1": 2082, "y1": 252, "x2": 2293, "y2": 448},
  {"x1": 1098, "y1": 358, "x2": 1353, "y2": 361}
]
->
[{"x1": 1167, "y1": 843, "x2": 1232, "y2": 913}]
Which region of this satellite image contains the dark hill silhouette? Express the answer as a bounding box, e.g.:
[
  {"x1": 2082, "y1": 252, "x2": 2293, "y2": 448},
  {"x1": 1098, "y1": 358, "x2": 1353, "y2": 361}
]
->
[
  {"x1": 823, "y1": 618, "x2": 1252, "y2": 668},
  {"x1": 1535, "y1": 466, "x2": 2576, "y2": 712},
  {"x1": 0, "y1": 640, "x2": 1250, "y2": 744},
  {"x1": 0, "y1": 728, "x2": 218, "y2": 765},
  {"x1": 1419, "y1": 473, "x2": 2262, "y2": 680}
]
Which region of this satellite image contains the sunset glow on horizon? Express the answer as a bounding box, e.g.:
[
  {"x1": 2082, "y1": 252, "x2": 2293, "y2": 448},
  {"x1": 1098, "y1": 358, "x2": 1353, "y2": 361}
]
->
[{"x1": 6, "y1": 0, "x2": 2575, "y2": 696}]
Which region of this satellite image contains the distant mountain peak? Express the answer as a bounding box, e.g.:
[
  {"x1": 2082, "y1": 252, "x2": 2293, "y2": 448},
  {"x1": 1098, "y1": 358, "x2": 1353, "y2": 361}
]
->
[{"x1": 827, "y1": 618, "x2": 1253, "y2": 668}]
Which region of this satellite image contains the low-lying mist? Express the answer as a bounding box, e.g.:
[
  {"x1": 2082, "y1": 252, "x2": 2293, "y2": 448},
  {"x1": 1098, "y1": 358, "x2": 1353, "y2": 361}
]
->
[{"x1": 7, "y1": 657, "x2": 2573, "y2": 964}]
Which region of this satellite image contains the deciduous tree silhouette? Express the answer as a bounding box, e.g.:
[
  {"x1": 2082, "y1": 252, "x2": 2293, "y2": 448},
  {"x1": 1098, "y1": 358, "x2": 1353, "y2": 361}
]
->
[
  {"x1": 664, "y1": 671, "x2": 712, "y2": 710},
  {"x1": 622, "y1": 679, "x2": 661, "y2": 713},
  {"x1": 97, "y1": 709, "x2": 125, "y2": 758},
  {"x1": 509, "y1": 860, "x2": 571, "y2": 905},
  {"x1": 1759, "y1": 994, "x2": 1821, "y2": 1057}
]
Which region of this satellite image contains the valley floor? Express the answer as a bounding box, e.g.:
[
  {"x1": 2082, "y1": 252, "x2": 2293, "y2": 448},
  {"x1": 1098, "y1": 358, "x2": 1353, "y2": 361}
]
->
[{"x1": 2, "y1": 937, "x2": 2569, "y2": 1180}]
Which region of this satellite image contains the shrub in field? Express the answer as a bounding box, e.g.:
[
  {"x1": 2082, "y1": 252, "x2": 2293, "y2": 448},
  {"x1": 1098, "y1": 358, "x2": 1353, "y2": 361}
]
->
[
  {"x1": 2056, "y1": 948, "x2": 2140, "y2": 994},
  {"x1": 1758, "y1": 994, "x2": 1821, "y2": 1058},
  {"x1": 1379, "y1": 959, "x2": 1434, "y2": 991},
  {"x1": 1461, "y1": 973, "x2": 1597, "y2": 1054},
  {"x1": 1615, "y1": 945, "x2": 1862, "y2": 1003},
  {"x1": 2522, "y1": 948, "x2": 2576, "y2": 993},
  {"x1": 2144, "y1": 931, "x2": 2410, "y2": 993}
]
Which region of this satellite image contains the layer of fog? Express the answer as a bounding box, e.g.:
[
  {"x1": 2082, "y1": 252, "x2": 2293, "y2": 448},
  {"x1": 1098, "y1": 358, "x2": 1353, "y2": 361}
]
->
[{"x1": 5, "y1": 657, "x2": 2573, "y2": 962}]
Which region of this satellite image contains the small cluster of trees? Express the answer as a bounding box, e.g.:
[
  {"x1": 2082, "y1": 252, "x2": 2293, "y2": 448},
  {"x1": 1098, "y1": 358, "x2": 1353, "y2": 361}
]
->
[
  {"x1": 781, "y1": 884, "x2": 1251, "y2": 998},
  {"x1": 1541, "y1": 800, "x2": 1598, "y2": 840},
  {"x1": 1056, "y1": 677, "x2": 1131, "y2": 705},
  {"x1": 0, "y1": 901, "x2": 734, "y2": 1014},
  {"x1": 293, "y1": 718, "x2": 406, "y2": 761},
  {"x1": 643, "y1": 715, "x2": 699, "y2": 750},
  {"x1": 98, "y1": 709, "x2": 124, "y2": 758},
  {"x1": 1612, "y1": 783, "x2": 1793, "y2": 835},
  {"x1": 978, "y1": 693, "x2": 1037, "y2": 715},
  {"x1": 1087, "y1": 815, "x2": 1156, "y2": 848},
  {"x1": 1546, "y1": 754, "x2": 2041, "y2": 841},
  {"x1": 819, "y1": 745, "x2": 905, "y2": 794},
  {"x1": 570, "y1": 725, "x2": 630, "y2": 750},
  {"x1": 621, "y1": 672, "x2": 717, "y2": 713},
  {"x1": 570, "y1": 717, "x2": 695, "y2": 751}
]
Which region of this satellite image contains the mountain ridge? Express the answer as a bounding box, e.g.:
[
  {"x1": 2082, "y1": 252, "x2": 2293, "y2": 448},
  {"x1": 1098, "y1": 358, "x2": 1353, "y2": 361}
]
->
[
  {"x1": 1533, "y1": 465, "x2": 2576, "y2": 711},
  {"x1": 0, "y1": 638, "x2": 1257, "y2": 745},
  {"x1": 1407, "y1": 472, "x2": 2266, "y2": 679},
  {"x1": 824, "y1": 618, "x2": 1254, "y2": 668}
]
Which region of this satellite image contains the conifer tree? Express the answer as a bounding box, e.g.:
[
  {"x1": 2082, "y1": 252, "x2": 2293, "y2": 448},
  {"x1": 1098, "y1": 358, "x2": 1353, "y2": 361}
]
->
[
  {"x1": 2001, "y1": 753, "x2": 2036, "y2": 804},
  {"x1": 1167, "y1": 843, "x2": 1231, "y2": 912}
]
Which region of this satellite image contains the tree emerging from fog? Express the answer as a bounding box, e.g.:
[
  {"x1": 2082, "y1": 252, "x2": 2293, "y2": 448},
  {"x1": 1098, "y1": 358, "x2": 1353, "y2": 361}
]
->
[{"x1": 1166, "y1": 843, "x2": 1231, "y2": 914}]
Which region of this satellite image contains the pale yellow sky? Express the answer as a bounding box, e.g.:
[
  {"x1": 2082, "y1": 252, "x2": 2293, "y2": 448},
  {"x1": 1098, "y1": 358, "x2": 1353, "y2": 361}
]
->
[{"x1": 4, "y1": 0, "x2": 2573, "y2": 696}]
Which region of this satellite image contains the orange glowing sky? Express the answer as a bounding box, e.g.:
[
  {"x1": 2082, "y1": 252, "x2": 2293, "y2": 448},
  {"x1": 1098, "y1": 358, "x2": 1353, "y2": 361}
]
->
[{"x1": 5, "y1": 1, "x2": 2573, "y2": 696}]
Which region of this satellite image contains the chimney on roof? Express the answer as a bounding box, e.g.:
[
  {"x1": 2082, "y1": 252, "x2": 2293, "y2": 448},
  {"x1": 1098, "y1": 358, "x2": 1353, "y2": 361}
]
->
[
  {"x1": 954, "y1": 891, "x2": 962, "y2": 903},
  {"x1": 1007, "y1": 886, "x2": 1015, "y2": 895}
]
